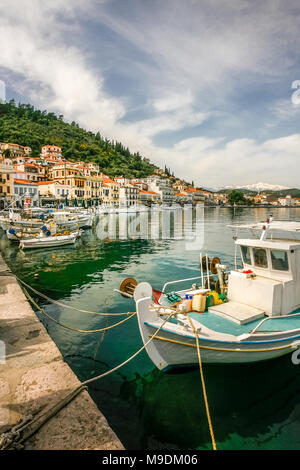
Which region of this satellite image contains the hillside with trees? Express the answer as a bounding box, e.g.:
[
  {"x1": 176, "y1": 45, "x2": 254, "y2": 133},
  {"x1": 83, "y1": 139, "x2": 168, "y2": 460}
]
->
[{"x1": 0, "y1": 100, "x2": 158, "y2": 178}]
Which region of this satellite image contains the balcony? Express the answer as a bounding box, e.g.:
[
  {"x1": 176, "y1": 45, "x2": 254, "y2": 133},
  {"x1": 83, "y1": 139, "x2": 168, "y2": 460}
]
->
[{"x1": 0, "y1": 164, "x2": 13, "y2": 173}]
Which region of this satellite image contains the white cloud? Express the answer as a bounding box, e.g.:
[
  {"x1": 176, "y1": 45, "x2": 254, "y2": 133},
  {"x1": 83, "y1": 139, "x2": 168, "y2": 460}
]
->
[
  {"x1": 150, "y1": 90, "x2": 193, "y2": 112},
  {"x1": 0, "y1": 0, "x2": 124, "y2": 135}
]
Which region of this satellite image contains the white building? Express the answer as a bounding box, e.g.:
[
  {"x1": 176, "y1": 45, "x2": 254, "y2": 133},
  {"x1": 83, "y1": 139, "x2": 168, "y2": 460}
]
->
[
  {"x1": 278, "y1": 195, "x2": 294, "y2": 206},
  {"x1": 14, "y1": 179, "x2": 39, "y2": 207},
  {"x1": 119, "y1": 185, "x2": 139, "y2": 206},
  {"x1": 138, "y1": 190, "x2": 161, "y2": 205},
  {"x1": 37, "y1": 181, "x2": 71, "y2": 201},
  {"x1": 41, "y1": 145, "x2": 62, "y2": 160},
  {"x1": 147, "y1": 177, "x2": 174, "y2": 204}
]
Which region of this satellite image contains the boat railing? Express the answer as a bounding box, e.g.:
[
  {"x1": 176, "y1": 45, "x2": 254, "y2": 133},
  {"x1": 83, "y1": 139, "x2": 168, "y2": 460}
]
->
[
  {"x1": 161, "y1": 276, "x2": 205, "y2": 293},
  {"x1": 250, "y1": 311, "x2": 300, "y2": 334}
]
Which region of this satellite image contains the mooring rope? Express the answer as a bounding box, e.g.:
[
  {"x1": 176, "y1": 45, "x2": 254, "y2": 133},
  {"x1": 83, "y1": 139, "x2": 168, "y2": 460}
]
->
[
  {"x1": 16, "y1": 275, "x2": 134, "y2": 316},
  {"x1": 187, "y1": 314, "x2": 217, "y2": 451},
  {"x1": 22, "y1": 287, "x2": 136, "y2": 334},
  {"x1": 0, "y1": 310, "x2": 175, "y2": 450}
]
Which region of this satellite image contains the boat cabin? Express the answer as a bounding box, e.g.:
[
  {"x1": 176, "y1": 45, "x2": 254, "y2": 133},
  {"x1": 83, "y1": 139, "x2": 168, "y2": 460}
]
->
[
  {"x1": 209, "y1": 221, "x2": 300, "y2": 325},
  {"x1": 229, "y1": 237, "x2": 300, "y2": 316}
]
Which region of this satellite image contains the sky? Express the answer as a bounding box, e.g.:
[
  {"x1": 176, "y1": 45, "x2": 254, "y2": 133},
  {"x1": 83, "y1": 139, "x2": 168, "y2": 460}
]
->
[{"x1": 1, "y1": 0, "x2": 300, "y2": 188}]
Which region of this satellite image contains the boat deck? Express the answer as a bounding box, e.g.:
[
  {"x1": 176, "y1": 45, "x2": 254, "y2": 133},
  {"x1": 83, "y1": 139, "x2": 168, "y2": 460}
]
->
[{"x1": 169, "y1": 308, "x2": 300, "y2": 337}]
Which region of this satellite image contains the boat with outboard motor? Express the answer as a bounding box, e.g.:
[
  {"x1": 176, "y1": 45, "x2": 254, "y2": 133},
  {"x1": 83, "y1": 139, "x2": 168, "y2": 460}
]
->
[{"x1": 116, "y1": 217, "x2": 300, "y2": 371}]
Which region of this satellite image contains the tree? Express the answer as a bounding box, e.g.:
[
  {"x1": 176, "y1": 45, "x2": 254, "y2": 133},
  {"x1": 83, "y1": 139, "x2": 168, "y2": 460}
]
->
[
  {"x1": 2, "y1": 149, "x2": 11, "y2": 158},
  {"x1": 227, "y1": 190, "x2": 246, "y2": 205}
]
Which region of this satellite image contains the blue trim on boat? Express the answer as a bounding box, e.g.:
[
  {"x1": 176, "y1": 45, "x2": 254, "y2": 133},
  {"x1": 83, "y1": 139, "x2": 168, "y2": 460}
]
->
[{"x1": 144, "y1": 321, "x2": 300, "y2": 345}]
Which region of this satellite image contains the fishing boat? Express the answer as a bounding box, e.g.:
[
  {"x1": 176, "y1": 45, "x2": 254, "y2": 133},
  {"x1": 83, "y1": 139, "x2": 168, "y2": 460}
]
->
[
  {"x1": 19, "y1": 229, "x2": 81, "y2": 250},
  {"x1": 6, "y1": 226, "x2": 46, "y2": 242},
  {"x1": 0, "y1": 211, "x2": 50, "y2": 231},
  {"x1": 117, "y1": 217, "x2": 300, "y2": 371},
  {"x1": 52, "y1": 211, "x2": 93, "y2": 229}
]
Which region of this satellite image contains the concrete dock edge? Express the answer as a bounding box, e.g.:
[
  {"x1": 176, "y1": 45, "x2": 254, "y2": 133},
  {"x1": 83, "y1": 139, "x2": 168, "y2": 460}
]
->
[{"x1": 0, "y1": 254, "x2": 124, "y2": 450}]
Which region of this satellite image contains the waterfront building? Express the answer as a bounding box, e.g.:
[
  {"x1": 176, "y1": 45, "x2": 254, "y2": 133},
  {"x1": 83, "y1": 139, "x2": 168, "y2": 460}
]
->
[
  {"x1": 102, "y1": 177, "x2": 120, "y2": 206},
  {"x1": 37, "y1": 180, "x2": 71, "y2": 203},
  {"x1": 84, "y1": 176, "x2": 102, "y2": 204},
  {"x1": 119, "y1": 184, "x2": 139, "y2": 207},
  {"x1": 49, "y1": 162, "x2": 80, "y2": 182},
  {"x1": 174, "y1": 192, "x2": 189, "y2": 204},
  {"x1": 68, "y1": 175, "x2": 86, "y2": 201},
  {"x1": 13, "y1": 179, "x2": 39, "y2": 207},
  {"x1": 278, "y1": 195, "x2": 294, "y2": 206},
  {"x1": 0, "y1": 157, "x2": 14, "y2": 207},
  {"x1": 147, "y1": 177, "x2": 174, "y2": 204},
  {"x1": 138, "y1": 190, "x2": 161, "y2": 205},
  {"x1": 185, "y1": 189, "x2": 205, "y2": 204},
  {"x1": 213, "y1": 193, "x2": 228, "y2": 205}
]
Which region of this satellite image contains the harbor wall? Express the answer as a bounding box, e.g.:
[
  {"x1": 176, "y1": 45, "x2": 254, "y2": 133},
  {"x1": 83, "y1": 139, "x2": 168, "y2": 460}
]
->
[{"x1": 0, "y1": 254, "x2": 124, "y2": 450}]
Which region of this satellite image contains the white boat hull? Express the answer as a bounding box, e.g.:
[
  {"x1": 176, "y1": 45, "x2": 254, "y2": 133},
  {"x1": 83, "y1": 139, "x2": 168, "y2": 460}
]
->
[
  {"x1": 136, "y1": 298, "x2": 300, "y2": 370},
  {"x1": 19, "y1": 233, "x2": 79, "y2": 250}
]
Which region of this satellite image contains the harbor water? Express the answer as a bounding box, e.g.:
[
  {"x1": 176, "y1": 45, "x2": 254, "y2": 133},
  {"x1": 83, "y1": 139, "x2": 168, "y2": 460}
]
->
[{"x1": 2, "y1": 206, "x2": 300, "y2": 450}]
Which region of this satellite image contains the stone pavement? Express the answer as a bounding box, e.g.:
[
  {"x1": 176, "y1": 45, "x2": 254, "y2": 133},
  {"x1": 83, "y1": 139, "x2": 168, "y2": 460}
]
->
[{"x1": 0, "y1": 255, "x2": 124, "y2": 450}]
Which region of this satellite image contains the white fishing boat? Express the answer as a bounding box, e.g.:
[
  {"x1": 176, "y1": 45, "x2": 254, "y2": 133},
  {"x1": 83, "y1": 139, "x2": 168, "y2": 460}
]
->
[
  {"x1": 52, "y1": 211, "x2": 93, "y2": 229},
  {"x1": 19, "y1": 229, "x2": 81, "y2": 250},
  {"x1": 118, "y1": 217, "x2": 300, "y2": 371},
  {"x1": 6, "y1": 226, "x2": 46, "y2": 242},
  {"x1": 0, "y1": 211, "x2": 49, "y2": 231}
]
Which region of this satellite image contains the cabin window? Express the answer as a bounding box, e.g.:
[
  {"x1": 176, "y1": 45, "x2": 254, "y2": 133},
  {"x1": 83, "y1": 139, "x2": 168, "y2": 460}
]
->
[
  {"x1": 241, "y1": 245, "x2": 251, "y2": 265},
  {"x1": 271, "y1": 250, "x2": 289, "y2": 271},
  {"x1": 253, "y1": 248, "x2": 268, "y2": 268}
]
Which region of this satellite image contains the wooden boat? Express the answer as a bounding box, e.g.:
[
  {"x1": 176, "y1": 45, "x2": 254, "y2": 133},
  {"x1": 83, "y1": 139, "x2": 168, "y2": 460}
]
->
[
  {"x1": 52, "y1": 211, "x2": 93, "y2": 229},
  {"x1": 118, "y1": 217, "x2": 300, "y2": 371},
  {"x1": 6, "y1": 226, "x2": 42, "y2": 242},
  {"x1": 19, "y1": 230, "x2": 81, "y2": 250}
]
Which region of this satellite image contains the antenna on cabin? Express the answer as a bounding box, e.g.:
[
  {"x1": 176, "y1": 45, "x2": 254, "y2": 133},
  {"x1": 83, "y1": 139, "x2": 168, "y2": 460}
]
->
[{"x1": 260, "y1": 215, "x2": 272, "y2": 241}]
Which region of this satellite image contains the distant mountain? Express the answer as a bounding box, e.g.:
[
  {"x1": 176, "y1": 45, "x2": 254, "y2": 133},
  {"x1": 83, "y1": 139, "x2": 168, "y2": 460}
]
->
[
  {"x1": 219, "y1": 182, "x2": 290, "y2": 192},
  {"x1": 208, "y1": 182, "x2": 291, "y2": 193},
  {"x1": 238, "y1": 183, "x2": 289, "y2": 192}
]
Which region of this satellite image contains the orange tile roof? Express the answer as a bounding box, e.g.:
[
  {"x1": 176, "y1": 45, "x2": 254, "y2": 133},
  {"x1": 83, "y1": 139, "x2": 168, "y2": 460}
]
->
[
  {"x1": 14, "y1": 179, "x2": 37, "y2": 185},
  {"x1": 37, "y1": 181, "x2": 55, "y2": 185},
  {"x1": 103, "y1": 178, "x2": 119, "y2": 185},
  {"x1": 139, "y1": 190, "x2": 160, "y2": 195}
]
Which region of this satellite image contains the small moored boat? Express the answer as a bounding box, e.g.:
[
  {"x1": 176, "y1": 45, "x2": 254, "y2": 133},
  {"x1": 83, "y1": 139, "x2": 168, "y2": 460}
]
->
[
  {"x1": 117, "y1": 217, "x2": 300, "y2": 371},
  {"x1": 19, "y1": 230, "x2": 81, "y2": 250}
]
